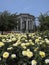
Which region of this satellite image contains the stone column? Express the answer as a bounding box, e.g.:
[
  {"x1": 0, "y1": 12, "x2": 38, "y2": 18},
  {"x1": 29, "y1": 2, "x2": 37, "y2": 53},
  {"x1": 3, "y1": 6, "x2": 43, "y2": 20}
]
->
[
  {"x1": 29, "y1": 19, "x2": 31, "y2": 30},
  {"x1": 30, "y1": 19, "x2": 33, "y2": 30},
  {"x1": 33, "y1": 21, "x2": 36, "y2": 31},
  {"x1": 17, "y1": 21, "x2": 18, "y2": 31},
  {"x1": 32, "y1": 21, "x2": 33, "y2": 30},
  {"x1": 31, "y1": 19, "x2": 33, "y2": 30},
  {"x1": 17, "y1": 25, "x2": 18, "y2": 31},
  {"x1": 29, "y1": 21, "x2": 30, "y2": 30},
  {"x1": 26, "y1": 19, "x2": 28, "y2": 32},
  {"x1": 20, "y1": 18, "x2": 23, "y2": 31}
]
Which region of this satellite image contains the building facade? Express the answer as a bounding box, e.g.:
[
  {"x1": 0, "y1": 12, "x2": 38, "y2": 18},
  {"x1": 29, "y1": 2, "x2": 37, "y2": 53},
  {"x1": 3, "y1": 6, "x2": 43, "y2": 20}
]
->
[{"x1": 14, "y1": 13, "x2": 36, "y2": 32}]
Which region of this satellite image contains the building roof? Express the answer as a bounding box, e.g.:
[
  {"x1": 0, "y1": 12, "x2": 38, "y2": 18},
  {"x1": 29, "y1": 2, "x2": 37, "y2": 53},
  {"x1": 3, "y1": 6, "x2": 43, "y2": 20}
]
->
[{"x1": 17, "y1": 13, "x2": 35, "y2": 20}]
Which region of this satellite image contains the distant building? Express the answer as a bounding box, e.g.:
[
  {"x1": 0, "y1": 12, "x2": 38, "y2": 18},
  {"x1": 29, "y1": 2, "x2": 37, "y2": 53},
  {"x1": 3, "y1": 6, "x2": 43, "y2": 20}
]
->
[{"x1": 14, "y1": 13, "x2": 36, "y2": 32}]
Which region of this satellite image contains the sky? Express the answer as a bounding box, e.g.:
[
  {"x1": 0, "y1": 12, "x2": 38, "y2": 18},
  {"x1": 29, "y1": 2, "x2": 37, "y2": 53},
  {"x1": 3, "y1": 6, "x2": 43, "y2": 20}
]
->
[{"x1": 0, "y1": 0, "x2": 49, "y2": 17}]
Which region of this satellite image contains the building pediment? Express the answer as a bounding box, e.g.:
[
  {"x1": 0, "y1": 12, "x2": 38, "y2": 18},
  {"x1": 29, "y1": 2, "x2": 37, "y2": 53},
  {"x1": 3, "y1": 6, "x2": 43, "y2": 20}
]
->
[{"x1": 17, "y1": 13, "x2": 35, "y2": 20}]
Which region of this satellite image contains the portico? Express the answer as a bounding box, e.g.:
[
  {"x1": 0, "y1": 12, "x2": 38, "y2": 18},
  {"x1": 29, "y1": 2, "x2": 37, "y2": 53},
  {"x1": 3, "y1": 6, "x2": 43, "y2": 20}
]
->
[{"x1": 16, "y1": 13, "x2": 36, "y2": 32}]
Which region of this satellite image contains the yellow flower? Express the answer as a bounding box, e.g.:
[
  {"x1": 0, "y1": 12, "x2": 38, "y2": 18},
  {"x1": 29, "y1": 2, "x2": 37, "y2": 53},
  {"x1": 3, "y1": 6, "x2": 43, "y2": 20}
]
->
[
  {"x1": 2, "y1": 39, "x2": 6, "y2": 42},
  {"x1": 28, "y1": 34, "x2": 31, "y2": 37},
  {"x1": 22, "y1": 50, "x2": 27, "y2": 56},
  {"x1": 22, "y1": 46, "x2": 26, "y2": 49},
  {"x1": 11, "y1": 38, "x2": 16, "y2": 41},
  {"x1": 29, "y1": 42, "x2": 34, "y2": 45},
  {"x1": 21, "y1": 43, "x2": 26, "y2": 47},
  {"x1": 39, "y1": 51, "x2": 45, "y2": 58},
  {"x1": 22, "y1": 49, "x2": 33, "y2": 58},
  {"x1": 25, "y1": 43, "x2": 30, "y2": 46},
  {"x1": 27, "y1": 49, "x2": 30, "y2": 51},
  {"x1": 40, "y1": 40, "x2": 44, "y2": 44},
  {"x1": 11, "y1": 54, "x2": 16, "y2": 58},
  {"x1": 0, "y1": 42, "x2": 4, "y2": 47},
  {"x1": 3, "y1": 52, "x2": 9, "y2": 59},
  {"x1": 46, "y1": 40, "x2": 49, "y2": 44},
  {"x1": 7, "y1": 47, "x2": 13, "y2": 50},
  {"x1": 25, "y1": 40, "x2": 28, "y2": 42},
  {"x1": 35, "y1": 38, "x2": 40, "y2": 43},
  {"x1": 29, "y1": 39, "x2": 32, "y2": 42},
  {"x1": 31, "y1": 60, "x2": 37, "y2": 65},
  {"x1": 34, "y1": 47, "x2": 39, "y2": 52},
  {"x1": 6, "y1": 39, "x2": 12, "y2": 42},
  {"x1": 13, "y1": 43, "x2": 17, "y2": 46},
  {"x1": 26, "y1": 50, "x2": 33, "y2": 58},
  {"x1": 38, "y1": 37, "x2": 41, "y2": 39}
]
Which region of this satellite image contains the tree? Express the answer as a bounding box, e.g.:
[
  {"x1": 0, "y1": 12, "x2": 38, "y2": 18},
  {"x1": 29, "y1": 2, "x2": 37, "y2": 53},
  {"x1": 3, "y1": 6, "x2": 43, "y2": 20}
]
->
[
  {"x1": 8, "y1": 13, "x2": 18, "y2": 31},
  {"x1": 0, "y1": 11, "x2": 10, "y2": 34},
  {"x1": 38, "y1": 13, "x2": 49, "y2": 31},
  {"x1": 0, "y1": 11, "x2": 17, "y2": 34}
]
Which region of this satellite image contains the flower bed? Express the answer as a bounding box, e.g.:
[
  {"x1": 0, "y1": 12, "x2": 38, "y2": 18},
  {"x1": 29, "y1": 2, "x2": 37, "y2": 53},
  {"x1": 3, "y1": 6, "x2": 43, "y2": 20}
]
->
[{"x1": 0, "y1": 32, "x2": 49, "y2": 65}]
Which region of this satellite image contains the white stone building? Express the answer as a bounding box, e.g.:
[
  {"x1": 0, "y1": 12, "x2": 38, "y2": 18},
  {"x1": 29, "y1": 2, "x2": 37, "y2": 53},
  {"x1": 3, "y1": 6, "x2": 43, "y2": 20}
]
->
[{"x1": 14, "y1": 13, "x2": 36, "y2": 32}]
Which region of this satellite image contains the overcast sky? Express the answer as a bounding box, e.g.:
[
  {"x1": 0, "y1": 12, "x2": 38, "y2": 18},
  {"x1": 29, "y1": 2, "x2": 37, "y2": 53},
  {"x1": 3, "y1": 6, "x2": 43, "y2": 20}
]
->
[{"x1": 0, "y1": 0, "x2": 49, "y2": 17}]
